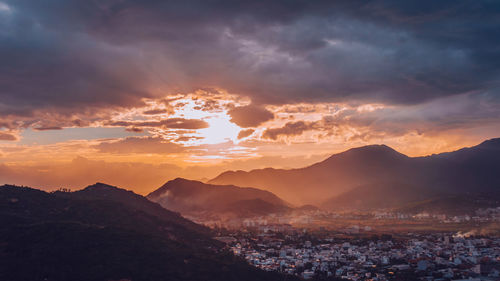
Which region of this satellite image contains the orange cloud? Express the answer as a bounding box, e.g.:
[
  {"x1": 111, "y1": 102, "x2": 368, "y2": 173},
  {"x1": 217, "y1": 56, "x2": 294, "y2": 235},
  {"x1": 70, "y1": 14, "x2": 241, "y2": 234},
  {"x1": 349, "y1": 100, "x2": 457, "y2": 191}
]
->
[
  {"x1": 107, "y1": 118, "x2": 209, "y2": 130},
  {"x1": 262, "y1": 121, "x2": 315, "y2": 140},
  {"x1": 228, "y1": 104, "x2": 274, "y2": 128},
  {"x1": 0, "y1": 131, "x2": 18, "y2": 141},
  {"x1": 33, "y1": 126, "x2": 64, "y2": 131},
  {"x1": 238, "y1": 129, "x2": 255, "y2": 139},
  {"x1": 94, "y1": 137, "x2": 185, "y2": 154},
  {"x1": 142, "y1": 108, "x2": 171, "y2": 115},
  {"x1": 125, "y1": 127, "x2": 144, "y2": 133}
]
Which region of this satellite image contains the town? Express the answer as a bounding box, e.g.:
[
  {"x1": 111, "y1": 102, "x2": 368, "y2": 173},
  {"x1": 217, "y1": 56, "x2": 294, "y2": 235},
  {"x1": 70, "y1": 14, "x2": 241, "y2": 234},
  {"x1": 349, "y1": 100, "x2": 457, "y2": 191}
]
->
[{"x1": 216, "y1": 228, "x2": 500, "y2": 281}]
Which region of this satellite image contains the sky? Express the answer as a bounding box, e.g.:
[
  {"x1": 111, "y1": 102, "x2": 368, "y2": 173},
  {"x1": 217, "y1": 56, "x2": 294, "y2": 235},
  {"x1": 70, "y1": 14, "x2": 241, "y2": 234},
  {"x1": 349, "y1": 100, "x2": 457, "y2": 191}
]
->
[{"x1": 1, "y1": 0, "x2": 500, "y2": 194}]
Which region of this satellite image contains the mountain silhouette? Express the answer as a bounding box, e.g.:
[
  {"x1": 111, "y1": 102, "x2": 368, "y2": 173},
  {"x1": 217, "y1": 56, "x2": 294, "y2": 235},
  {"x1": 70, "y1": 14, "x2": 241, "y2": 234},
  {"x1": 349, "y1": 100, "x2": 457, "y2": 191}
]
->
[
  {"x1": 147, "y1": 178, "x2": 290, "y2": 218},
  {"x1": 0, "y1": 184, "x2": 297, "y2": 281},
  {"x1": 209, "y1": 138, "x2": 500, "y2": 211}
]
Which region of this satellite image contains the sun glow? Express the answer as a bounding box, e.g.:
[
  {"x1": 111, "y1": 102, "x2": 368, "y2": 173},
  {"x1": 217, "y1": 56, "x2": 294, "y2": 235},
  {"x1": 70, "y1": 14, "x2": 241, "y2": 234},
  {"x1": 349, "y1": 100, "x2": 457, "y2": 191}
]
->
[
  {"x1": 166, "y1": 95, "x2": 244, "y2": 145},
  {"x1": 198, "y1": 115, "x2": 240, "y2": 144}
]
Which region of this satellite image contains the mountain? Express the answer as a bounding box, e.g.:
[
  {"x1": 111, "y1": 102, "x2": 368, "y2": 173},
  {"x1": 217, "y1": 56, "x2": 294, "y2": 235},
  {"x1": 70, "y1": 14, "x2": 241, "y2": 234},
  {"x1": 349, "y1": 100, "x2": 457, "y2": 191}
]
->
[
  {"x1": 321, "y1": 182, "x2": 441, "y2": 211},
  {"x1": 0, "y1": 184, "x2": 297, "y2": 281},
  {"x1": 59, "y1": 182, "x2": 209, "y2": 234},
  {"x1": 419, "y1": 138, "x2": 500, "y2": 194},
  {"x1": 209, "y1": 138, "x2": 500, "y2": 210},
  {"x1": 210, "y1": 144, "x2": 418, "y2": 205},
  {"x1": 147, "y1": 178, "x2": 290, "y2": 218}
]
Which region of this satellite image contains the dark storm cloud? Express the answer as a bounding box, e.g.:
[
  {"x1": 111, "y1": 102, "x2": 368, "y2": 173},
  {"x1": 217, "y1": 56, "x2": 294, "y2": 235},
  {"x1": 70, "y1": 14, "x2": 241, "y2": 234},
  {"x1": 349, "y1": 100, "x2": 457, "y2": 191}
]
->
[
  {"x1": 1, "y1": 0, "x2": 499, "y2": 123},
  {"x1": 0, "y1": 8, "x2": 153, "y2": 115}
]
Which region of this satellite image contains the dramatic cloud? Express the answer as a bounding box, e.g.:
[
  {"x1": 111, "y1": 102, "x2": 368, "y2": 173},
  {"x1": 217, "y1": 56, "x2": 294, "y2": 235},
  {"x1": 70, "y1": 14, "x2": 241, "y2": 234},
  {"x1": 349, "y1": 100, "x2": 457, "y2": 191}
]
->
[
  {"x1": 125, "y1": 127, "x2": 144, "y2": 133},
  {"x1": 228, "y1": 105, "x2": 274, "y2": 127},
  {"x1": 0, "y1": 131, "x2": 17, "y2": 141},
  {"x1": 262, "y1": 92, "x2": 500, "y2": 142},
  {"x1": 143, "y1": 108, "x2": 171, "y2": 115},
  {"x1": 262, "y1": 121, "x2": 315, "y2": 140},
  {"x1": 94, "y1": 137, "x2": 185, "y2": 154},
  {"x1": 33, "y1": 126, "x2": 64, "y2": 131},
  {"x1": 107, "y1": 118, "x2": 209, "y2": 130},
  {"x1": 1, "y1": 0, "x2": 499, "y2": 122},
  {"x1": 237, "y1": 129, "x2": 255, "y2": 139}
]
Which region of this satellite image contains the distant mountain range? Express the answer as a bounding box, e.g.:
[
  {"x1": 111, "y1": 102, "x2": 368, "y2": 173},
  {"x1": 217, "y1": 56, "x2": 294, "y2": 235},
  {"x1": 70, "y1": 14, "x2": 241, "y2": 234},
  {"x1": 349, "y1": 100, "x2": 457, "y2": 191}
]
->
[
  {"x1": 147, "y1": 178, "x2": 291, "y2": 218},
  {"x1": 0, "y1": 183, "x2": 297, "y2": 281},
  {"x1": 209, "y1": 138, "x2": 500, "y2": 213}
]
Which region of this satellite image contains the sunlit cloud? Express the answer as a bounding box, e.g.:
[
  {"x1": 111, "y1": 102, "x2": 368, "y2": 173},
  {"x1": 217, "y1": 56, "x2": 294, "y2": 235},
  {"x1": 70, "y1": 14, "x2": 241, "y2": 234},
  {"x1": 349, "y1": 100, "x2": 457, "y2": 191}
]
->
[
  {"x1": 0, "y1": 131, "x2": 17, "y2": 141},
  {"x1": 238, "y1": 129, "x2": 255, "y2": 139}
]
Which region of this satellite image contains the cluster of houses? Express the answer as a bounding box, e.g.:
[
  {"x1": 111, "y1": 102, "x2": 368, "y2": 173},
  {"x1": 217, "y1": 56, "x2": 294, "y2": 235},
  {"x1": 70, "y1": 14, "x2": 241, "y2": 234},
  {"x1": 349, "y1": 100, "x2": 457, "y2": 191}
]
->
[
  {"x1": 372, "y1": 211, "x2": 495, "y2": 224},
  {"x1": 229, "y1": 231, "x2": 500, "y2": 280}
]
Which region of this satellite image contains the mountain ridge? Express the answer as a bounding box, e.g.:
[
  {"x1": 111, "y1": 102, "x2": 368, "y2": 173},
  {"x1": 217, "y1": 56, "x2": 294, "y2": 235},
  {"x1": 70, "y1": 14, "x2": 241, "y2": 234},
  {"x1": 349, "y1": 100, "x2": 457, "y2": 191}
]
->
[
  {"x1": 0, "y1": 183, "x2": 298, "y2": 281},
  {"x1": 209, "y1": 137, "x2": 500, "y2": 208},
  {"x1": 147, "y1": 178, "x2": 291, "y2": 218}
]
